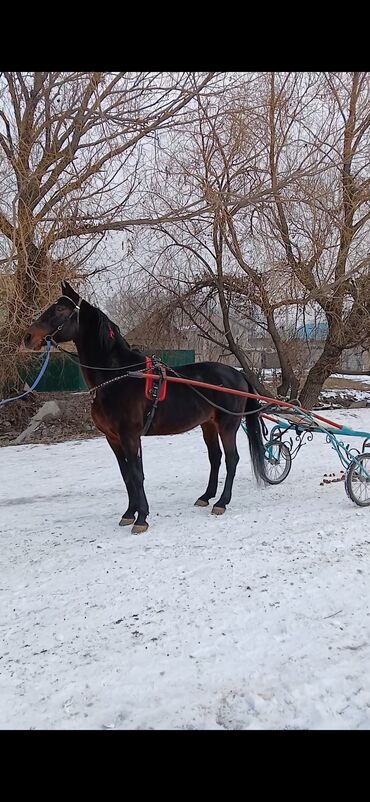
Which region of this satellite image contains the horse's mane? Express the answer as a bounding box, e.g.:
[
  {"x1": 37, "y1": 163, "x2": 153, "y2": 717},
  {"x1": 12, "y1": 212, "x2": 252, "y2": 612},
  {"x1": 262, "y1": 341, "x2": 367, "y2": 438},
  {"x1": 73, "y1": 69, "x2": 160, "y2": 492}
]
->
[{"x1": 95, "y1": 305, "x2": 143, "y2": 359}]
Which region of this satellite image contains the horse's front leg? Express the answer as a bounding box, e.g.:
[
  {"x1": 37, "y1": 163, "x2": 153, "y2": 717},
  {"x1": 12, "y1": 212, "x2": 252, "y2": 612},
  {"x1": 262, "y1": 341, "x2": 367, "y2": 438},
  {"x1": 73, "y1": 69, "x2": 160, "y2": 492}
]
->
[
  {"x1": 121, "y1": 435, "x2": 149, "y2": 534},
  {"x1": 106, "y1": 437, "x2": 138, "y2": 526}
]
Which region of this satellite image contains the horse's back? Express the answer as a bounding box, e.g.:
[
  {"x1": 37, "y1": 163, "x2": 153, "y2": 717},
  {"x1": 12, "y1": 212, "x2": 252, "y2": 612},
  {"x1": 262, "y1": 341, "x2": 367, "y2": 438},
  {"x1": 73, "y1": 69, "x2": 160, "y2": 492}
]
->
[
  {"x1": 171, "y1": 360, "x2": 248, "y2": 390},
  {"x1": 141, "y1": 360, "x2": 251, "y2": 436}
]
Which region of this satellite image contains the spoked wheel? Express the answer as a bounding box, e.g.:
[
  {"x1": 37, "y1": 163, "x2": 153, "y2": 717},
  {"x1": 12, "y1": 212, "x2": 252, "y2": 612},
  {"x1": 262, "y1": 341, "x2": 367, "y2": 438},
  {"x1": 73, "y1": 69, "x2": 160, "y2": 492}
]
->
[
  {"x1": 263, "y1": 440, "x2": 292, "y2": 485},
  {"x1": 345, "y1": 452, "x2": 370, "y2": 507}
]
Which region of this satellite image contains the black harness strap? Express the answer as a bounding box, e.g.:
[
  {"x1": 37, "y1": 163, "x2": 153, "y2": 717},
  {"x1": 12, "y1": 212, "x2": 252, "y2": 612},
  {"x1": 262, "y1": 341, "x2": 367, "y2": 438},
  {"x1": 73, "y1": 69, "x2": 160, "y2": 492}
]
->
[{"x1": 143, "y1": 361, "x2": 167, "y2": 435}]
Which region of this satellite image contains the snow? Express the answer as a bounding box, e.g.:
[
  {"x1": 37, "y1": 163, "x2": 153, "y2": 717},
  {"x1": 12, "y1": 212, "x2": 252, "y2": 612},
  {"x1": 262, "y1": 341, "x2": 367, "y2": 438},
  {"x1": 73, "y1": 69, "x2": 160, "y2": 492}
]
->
[
  {"x1": 260, "y1": 368, "x2": 281, "y2": 378},
  {"x1": 2, "y1": 409, "x2": 370, "y2": 730},
  {"x1": 321, "y1": 389, "x2": 370, "y2": 402},
  {"x1": 331, "y1": 374, "x2": 370, "y2": 384}
]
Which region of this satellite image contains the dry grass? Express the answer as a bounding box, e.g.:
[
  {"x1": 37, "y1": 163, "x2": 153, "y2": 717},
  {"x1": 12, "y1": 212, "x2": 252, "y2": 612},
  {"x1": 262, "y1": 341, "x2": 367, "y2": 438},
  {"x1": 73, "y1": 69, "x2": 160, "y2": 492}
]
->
[{"x1": 323, "y1": 377, "x2": 370, "y2": 392}]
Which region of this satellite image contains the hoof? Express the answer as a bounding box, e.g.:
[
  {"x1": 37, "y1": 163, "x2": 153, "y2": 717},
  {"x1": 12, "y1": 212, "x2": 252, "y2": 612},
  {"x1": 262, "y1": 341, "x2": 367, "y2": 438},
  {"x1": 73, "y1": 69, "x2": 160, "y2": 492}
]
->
[
  {"x1": 119, "y1": 516, "x2": 135, "y2": 526},
  {"x1": 194, "y1": 498, "x2": 209, "y2": 507},
  {"x1": 212, "y1": 505, "x2": 226, "y2": 516},
  {"x1": 131, "y1": 523, "x2": 149, "y2": 535}
]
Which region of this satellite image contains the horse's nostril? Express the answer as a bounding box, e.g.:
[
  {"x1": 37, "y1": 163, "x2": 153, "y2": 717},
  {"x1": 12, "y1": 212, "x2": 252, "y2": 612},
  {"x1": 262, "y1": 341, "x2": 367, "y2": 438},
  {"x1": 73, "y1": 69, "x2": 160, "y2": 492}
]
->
[{"x1": 24, "y1": 333, "x2": 31, "y2": 346}]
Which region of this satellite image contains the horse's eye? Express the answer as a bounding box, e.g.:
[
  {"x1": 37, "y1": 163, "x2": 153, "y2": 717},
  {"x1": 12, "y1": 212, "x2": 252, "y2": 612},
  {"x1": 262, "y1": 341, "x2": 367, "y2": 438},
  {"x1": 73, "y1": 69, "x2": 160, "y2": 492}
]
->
[{"x1": 56, "y1": 304, "x2": 64, "y2": 313}]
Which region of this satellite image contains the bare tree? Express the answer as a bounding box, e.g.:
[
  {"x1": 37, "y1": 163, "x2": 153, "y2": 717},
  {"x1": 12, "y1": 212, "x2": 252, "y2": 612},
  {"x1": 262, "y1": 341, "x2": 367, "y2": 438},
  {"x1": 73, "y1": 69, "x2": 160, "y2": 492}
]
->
[
  {"x1": 103, "y1": 271, "x2": 186, "y2": 350},
  {"x1": 134, "y1": 72, "x2": 370, "y2": 406},
  {"x1": 130, "y1": 76, "x2": 308, "y2": 396},
  {"x1": 0, "y1": 71, "x2": 219, "y2": 390},
  {"x1": 231, "y1": 71, "x2": 370, "y2": 407}
]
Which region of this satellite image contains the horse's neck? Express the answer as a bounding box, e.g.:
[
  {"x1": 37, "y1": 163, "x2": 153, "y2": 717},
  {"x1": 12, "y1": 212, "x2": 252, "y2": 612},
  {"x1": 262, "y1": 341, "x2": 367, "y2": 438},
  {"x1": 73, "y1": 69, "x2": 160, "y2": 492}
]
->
[{"x1": 73, "y1": 304, "x2": 137, "y2": 389}]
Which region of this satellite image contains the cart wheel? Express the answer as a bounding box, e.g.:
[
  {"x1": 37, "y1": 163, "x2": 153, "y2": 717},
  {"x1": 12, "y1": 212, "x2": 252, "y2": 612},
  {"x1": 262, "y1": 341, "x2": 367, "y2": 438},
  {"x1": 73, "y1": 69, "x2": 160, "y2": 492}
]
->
[
  {"x1": 345, "y1": 452, "x2": 370, "y2": 507},
  {"x1": 263, "y1": 440, "x2": 292, "y2": 485}
]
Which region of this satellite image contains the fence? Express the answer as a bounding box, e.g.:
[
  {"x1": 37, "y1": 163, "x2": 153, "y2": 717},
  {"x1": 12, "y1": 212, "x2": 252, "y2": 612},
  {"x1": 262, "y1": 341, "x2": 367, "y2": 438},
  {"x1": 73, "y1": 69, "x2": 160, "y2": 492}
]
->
[{"x1": 19, "y1": 349, "x2": 195, "y2": 393}]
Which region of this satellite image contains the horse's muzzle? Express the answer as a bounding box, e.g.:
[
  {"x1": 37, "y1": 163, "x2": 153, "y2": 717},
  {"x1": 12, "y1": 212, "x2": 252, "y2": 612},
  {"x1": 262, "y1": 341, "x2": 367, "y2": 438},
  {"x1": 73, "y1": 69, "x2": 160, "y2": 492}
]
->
[{"x1": 23, "y1": 326, "x2": 47, "y2": 350}]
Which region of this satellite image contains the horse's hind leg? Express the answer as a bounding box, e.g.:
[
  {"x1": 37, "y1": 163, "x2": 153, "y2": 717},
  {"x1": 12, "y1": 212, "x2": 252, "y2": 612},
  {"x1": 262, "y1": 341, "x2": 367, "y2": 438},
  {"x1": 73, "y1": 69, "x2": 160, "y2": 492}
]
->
[
  {"x1": 212, "y1": 424, "x2": 239, "y2": 515},
  {"x1": 195, "y1": 421, "x2": 222, "y2": 507}
]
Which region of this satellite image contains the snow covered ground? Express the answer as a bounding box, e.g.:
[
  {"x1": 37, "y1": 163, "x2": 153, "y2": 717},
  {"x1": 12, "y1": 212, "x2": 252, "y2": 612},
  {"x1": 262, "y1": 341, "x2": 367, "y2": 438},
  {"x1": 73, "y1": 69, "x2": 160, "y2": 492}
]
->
[
  {"x1": 331, "y1": 374, "x2": 370, "y2": 384},
  {"x1": 2, "y1": 409, "x2": 370, "y2": 730},
  {"x1": 321, "y1": 389, "x2": 370, "y2": 403}
]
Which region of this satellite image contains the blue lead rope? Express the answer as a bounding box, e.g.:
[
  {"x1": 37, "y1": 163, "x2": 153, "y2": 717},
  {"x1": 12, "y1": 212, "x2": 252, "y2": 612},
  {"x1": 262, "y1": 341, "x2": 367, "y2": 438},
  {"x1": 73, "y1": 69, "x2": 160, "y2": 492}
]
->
[{"x1": 0, "y1": 340, "x2": 52, "y2": 408}]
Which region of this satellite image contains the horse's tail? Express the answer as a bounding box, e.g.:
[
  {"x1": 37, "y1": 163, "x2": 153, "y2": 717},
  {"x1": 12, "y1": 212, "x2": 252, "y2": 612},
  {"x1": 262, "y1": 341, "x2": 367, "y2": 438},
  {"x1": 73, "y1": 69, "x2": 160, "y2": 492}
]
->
[{"x1": 242, "y1": 382, "x2": 267, "y2": 484}]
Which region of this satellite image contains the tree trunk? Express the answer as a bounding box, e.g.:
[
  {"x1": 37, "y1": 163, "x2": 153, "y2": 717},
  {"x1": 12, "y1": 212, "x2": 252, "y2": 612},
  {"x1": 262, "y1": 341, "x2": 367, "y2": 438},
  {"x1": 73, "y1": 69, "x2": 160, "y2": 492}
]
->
[
  {"x1": 299, "y1": 341, "x2": 343, "y2": 408},
  {"x1": 212, "y1": 222, "x2": 273, "y2": 398},
  {"x1": 227, "y1": 340, "x2": 274, "y2": 397},
  {"x1": 277, "y1": 372, "x2": 300, "y2": 400},
  {"x1": 265, "y1": 314, "x2": 299, "y2": 399}
]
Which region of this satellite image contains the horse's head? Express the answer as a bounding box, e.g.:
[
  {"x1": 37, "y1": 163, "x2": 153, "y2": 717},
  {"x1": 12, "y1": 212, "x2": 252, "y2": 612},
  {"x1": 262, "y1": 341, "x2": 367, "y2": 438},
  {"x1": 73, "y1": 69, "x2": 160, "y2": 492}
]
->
[{"x1": 24, "y1": 281, "x2": 81, "y2": 350}]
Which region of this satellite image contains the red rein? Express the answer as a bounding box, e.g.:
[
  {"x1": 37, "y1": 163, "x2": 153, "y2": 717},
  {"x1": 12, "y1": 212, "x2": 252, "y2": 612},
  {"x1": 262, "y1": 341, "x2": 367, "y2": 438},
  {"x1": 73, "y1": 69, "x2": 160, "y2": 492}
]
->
[{"x1": 138, "y1": 372, "x2": 343, "y2": 430}]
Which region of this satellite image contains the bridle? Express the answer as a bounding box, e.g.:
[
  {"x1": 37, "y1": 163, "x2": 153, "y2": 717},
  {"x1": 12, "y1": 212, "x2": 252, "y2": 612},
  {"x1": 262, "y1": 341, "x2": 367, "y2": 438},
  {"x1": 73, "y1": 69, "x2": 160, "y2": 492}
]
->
[{"x1": 44, "y1": 294, "x2": 81, "y2": 342}]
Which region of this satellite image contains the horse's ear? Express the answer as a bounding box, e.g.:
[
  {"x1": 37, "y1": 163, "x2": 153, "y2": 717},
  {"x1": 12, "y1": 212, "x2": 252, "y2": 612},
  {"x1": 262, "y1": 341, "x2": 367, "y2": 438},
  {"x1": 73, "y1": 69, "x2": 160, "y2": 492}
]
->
[
  {"x1": 61, "y1": 280, "x2": 72, "y2": 295},
  {"x1": 61, "y1": 280, "x2": 78, "y2": 302}
]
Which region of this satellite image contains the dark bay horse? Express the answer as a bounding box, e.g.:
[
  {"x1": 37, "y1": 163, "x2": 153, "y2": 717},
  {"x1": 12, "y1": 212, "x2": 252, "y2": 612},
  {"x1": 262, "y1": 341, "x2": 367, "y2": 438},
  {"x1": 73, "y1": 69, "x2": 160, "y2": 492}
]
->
[{"x1": 25, "y1": 281, "x2": 266, "y2": 534}]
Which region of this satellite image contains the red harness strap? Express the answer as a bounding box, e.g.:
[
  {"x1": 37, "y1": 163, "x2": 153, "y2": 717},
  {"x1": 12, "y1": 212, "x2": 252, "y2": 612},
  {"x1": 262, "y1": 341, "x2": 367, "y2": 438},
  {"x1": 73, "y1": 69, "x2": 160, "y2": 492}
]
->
[{"x1": 144, "y1": 356, "x2": 167, "y2": 401}]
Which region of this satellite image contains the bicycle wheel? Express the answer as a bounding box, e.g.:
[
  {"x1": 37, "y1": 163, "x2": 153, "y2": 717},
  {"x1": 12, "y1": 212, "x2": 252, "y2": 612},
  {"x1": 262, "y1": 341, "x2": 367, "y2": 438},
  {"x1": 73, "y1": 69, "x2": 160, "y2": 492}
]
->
[
  {"x1": 345, "y1": 452, "x2": 370, "y2": 507},
  {"x1": 263, "y1": 440, "x2": 292, "y2": 485}
]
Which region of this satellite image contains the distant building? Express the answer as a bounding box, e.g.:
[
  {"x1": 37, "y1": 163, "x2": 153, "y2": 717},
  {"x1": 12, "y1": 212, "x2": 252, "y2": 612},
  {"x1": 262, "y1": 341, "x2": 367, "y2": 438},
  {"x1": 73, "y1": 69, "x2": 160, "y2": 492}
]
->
[
  {"x1": 123, "y1": 306, "x2": 370, "y2": 374},
  {"x1": 295, "y1": 322, "x2": 329, "y2": 341}
]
